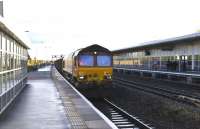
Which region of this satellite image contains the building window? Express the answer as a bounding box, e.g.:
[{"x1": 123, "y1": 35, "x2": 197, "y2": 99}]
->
[{"x1": 2, "y1": 34, "x2": 6, "y2": 51}]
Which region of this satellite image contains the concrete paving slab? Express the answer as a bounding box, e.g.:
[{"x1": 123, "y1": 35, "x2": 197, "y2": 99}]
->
[
  {"x1": 0, "y1": 67, "x2": 71, "y2": 129},
  {"x1": 52, "y1": 68, "x2": 116, "y2": 129},
  {"x1": 0, "y1": 66, "x2": 117, "y2": 129}
]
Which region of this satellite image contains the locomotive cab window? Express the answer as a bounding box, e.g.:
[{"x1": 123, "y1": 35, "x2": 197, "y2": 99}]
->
[
  {"x1": 79, "y1": 55, "x2": 94, "y2": 66},
  {"x1": 97, "y1": 55, "x2": 111, "y2": 66}
]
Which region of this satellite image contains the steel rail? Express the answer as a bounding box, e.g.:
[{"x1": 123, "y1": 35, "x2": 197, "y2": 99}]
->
[
  {"x1": 103, "y1": 98, "x2": 153, "y2": 129},
  {"x1": 113, "y1": 77, "x2": 200, "y2": 107}
]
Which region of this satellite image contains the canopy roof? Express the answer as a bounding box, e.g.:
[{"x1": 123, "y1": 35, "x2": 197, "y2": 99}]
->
[
  {"x1": 0, "y1": 17, "x2": 29, "y2": 49},
  {"x1": 112, "y1": 32, "x2": 200, "y2": 54}
]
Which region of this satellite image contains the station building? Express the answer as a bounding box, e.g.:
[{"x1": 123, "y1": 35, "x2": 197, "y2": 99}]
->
[
  {"x1": 0, "y1": 19, "x2": 29, "y2": 114},
  {"x1": 112, "y1": 33, "x2": 200, "y2": 85},
  {"x1": 113, "y1": 33, "x2": 200, "y2": 72}
]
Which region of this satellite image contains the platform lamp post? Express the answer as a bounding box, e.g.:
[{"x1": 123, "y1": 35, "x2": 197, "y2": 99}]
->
[
  {"x1": 24, "y1": 30, "x2": 35, "y2": 61},
  {"x1": 0, "y1": 0, "x2": 4, "y2": 17},
  {"x1": 24, "y1": 30, "x2": 42, "y2": 61}
]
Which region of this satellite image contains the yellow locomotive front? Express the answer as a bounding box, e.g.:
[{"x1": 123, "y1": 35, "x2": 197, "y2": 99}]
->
[
  {"x1": 63, "y1": 44, "x2": 113, "y2": 87},
  {"x1": 76, "y1": 54, "x2": 112, "y2": 85}
]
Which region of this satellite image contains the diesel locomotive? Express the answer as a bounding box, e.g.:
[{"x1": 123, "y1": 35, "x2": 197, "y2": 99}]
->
[{"x1": 62, "y1": 44, "x2": 113, "y2": 88}]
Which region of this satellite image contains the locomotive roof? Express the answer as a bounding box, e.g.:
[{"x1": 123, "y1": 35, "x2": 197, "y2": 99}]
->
[
  {"x1": 81, "y1": 44, "x2": 110, "y2": 52},
  {"x1": 73, "y1": 44, "x2": 111, "y2": 56}
]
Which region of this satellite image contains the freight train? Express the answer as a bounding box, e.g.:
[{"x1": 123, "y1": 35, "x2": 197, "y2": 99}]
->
[{"x1": 55, "y1": 44, "x2": 113, "y2": 91}]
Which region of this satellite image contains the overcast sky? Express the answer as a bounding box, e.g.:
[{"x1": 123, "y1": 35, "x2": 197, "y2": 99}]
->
[{"x1": 3, "y1": 0, "x2": 200, "y2": 59}]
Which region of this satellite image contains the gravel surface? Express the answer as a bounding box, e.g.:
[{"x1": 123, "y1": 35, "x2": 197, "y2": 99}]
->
[
  {"x1": 109, "y1": 73, "x2": 200, "y2": 129},
  {"x1": 114, "y1": 72, "x2": 200, "y2": 96}
]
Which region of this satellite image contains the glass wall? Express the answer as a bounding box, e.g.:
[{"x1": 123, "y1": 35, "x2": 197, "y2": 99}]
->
[
  {"x1": 114, "y1": 52, "x2": 199, "y2": 72},
  {"x1": 0, "y1": 32, "x2": 28, "y2": 96}
]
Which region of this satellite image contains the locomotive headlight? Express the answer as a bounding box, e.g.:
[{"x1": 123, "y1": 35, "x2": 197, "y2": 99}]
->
[
  {"x1": 104, "y1": 73, "x2": 112, "y2": 80},
  {"x1": 106, "y1": 74, "x2": 112, "y2": 79},
  {"x1": 79, "y1": 76, "x2": 84, "y2": 79}
]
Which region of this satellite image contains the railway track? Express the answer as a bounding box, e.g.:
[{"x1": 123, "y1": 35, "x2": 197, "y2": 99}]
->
[
  {"x1": 92, "y1": 98, "x2": 153, "y2": 129},
  {"x1": 113, "y1": 77, "x2": 200, "y2": 107}
]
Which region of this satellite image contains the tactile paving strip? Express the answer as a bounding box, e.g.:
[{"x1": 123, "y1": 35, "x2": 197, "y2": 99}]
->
[{"x1": 53, "y1": 70, "x2": 88, "y2": 129}]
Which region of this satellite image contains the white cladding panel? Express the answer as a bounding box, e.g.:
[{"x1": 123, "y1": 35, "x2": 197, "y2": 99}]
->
[
  {"x1": 114, "y1": 40, "x2": 200, "y2": 60},
  {"x1": 149, "y1": 41, "x2": 200, "y2": 57}
]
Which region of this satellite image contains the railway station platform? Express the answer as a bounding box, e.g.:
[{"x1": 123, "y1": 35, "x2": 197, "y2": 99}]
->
[
  {"x1": 114, "y1": 67, "x2": 200, "y2": 86},
  {"x1": 0, "y1": 66, "x2": 116, "y2": 129}
]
